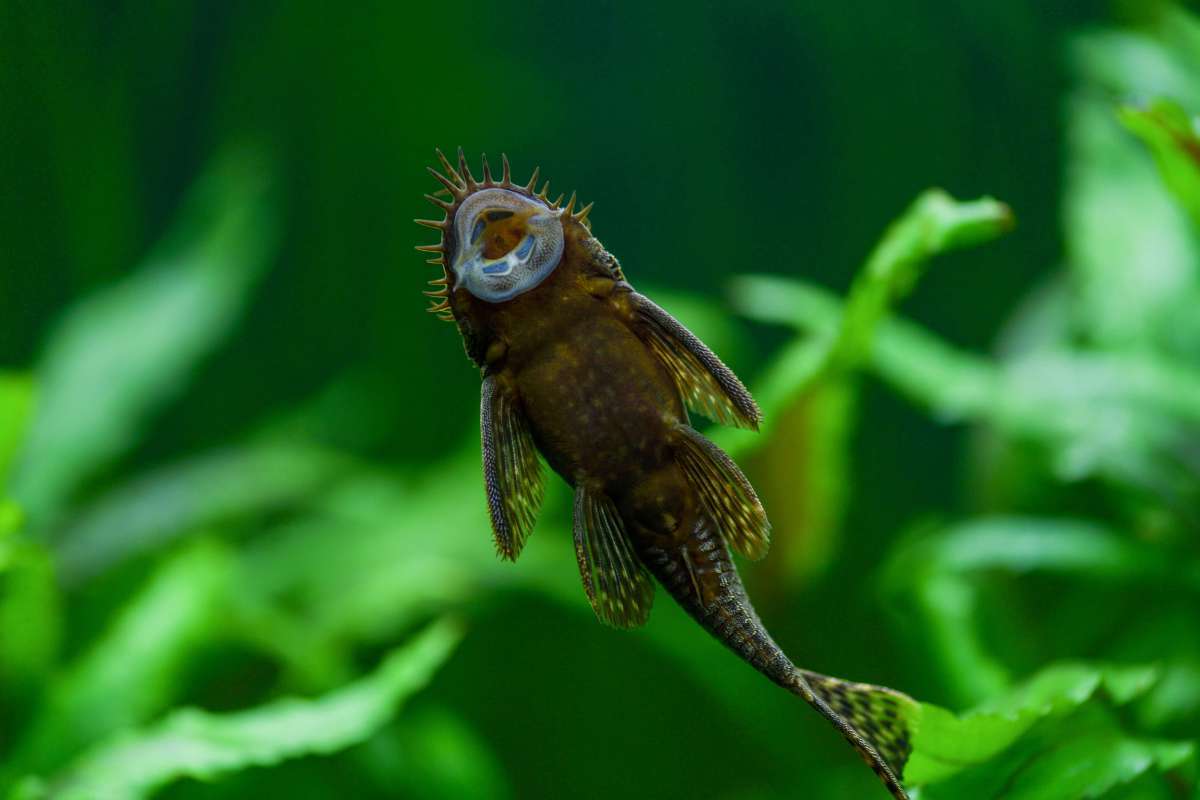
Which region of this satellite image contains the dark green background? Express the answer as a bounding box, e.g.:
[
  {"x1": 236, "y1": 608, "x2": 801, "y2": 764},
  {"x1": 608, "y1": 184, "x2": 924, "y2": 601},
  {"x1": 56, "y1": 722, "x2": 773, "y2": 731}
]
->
[{"x1": 6, "y1": 2, "x2": 1198, "y2": 799}]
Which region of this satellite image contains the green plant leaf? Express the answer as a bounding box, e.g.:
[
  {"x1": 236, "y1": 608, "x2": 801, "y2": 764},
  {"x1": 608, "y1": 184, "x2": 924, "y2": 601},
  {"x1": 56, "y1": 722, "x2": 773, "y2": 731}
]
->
[
  {"x1": 2, "y1": 541, "x2": 232, "y2": 782},
  {"x1": 54, "y1": 441, "x2": 353, "y2": 585},
  {"x1": 722, "y1": 189, "x2": 1012, "y2": 453},
  {"x1": 740, "y1": 380, "x2": 857, "y2": 579},
  {"x1": 828, "y1": 189, "x2": 1012, "y2": 370},
  {"x1": 24, "y1": 618, "x2": 463, "y2": 800},
  {"x1": 8, "y1": 151, "x2": 278, "y2": 525},
  {"x1": 0, "y1": 373, "x2": 35, "y2": 491},
  {"x1": 993, "y1": 728, "x2": 1192, "y2": 800},
  {"x1": 235, "y1": 452, "x2": 576, "y2": 650},
  {"x1": 733, "y1": 276, "x2": 1200, "y2": 500},
  {"x1": 712, "y1": 192, "x2": 1012, "y2": 580},
  {"x1": 1066, "y1": 39, "x2": 1200, "y2": 356},
  {"x1": 882, "y1": 516, "x2": 1200, "y2": 704},
  {"x1": 359, "y1": 706, "x2": 511, "y2": 800},
  {"x1": 884, "y1": 516, "x2": 1200, "y2": 591},
  {"x1": 0, "y1": 500, "x2": 25, "y2": 570},
  {"x1": 908, "y1": 662, "x2": 1165, "y2": 785},
  {"x1": 0, "y1": 539, "x2": 61, "y2": 694},
  {"x1": 915, "y1": 705, "x2": 1195, "y2": 800},
  {"x1": 1121, "y1": 99, "x2": 1200, "y2": 227}
]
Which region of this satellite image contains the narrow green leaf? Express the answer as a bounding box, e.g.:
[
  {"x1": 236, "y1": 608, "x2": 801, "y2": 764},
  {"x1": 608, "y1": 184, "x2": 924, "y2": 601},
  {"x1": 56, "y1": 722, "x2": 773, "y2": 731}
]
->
[
  {"x1": 2, "y1": 541, "x2": 232, "y2": 781},
  {"x1": 884, "y1": 517, "x2": 1200, "y2": 591},
  {"x1": 1069, "y1": 28, "x2": 1200, "y2": 127},
  {"x1": 1139, "y1": 657, "x2": 1200, "y2": 730},
  {"x1": 716, "y1": 191, "x2": 1012, "y2": 575},
  {"x1": 9, "y1": 151, "x2": 278, "y2": 525},
  {"x1": 0, "y1": 540, "x2": 61, "y2": 693},
  {"x1": 1120, "y1": 99, "x2": 1200, "y2": 226},
  {"x1": 904, "y1": 571, "x2": 1011, "y2": 705},
  {"x1": 360, "y1": 707, "x2": 512, "y2": 800},
  {"x1": 235, "y1": 453, "x2": 576, "y2": 649},
  {"x1": 728, "y1": 189, "x2": 1012, "y2": 398},
  {"x1": 740, "y1": 380, "x2": 856, "y2": 578},
  {"x1": 830, "y1": 189, "x2": 1012, "y2": 370},
  {"x1": 735, "y1": 276, "x2": 1200, "y2": 496},
  {"x1": 0, "y1": 373, "x2": 34, "y2": 490},
  {"x1": 37, "y1": 618, "x2": 463, "y2": 800},
  {"x1": 54, "y1": 441, "x2": 352, "y2": 585},
  {"x1": 1070, "y1": 33, "x2": 1200, "y2": 352},
  {"x1": 0, "y1": 500, "x2": 24, "y2": 565},
  {"x1": 883, "y1": 516, "x2": 1199, "y2": 705}
]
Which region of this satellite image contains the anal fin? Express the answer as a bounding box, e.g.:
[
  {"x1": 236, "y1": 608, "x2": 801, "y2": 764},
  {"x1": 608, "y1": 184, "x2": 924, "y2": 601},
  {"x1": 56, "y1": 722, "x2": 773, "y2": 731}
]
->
[
  {"x1": 673, "y1": 425, "x2": 770, "y2": 560},
  {"x1": 573, "y1": 484, "x2": 655, "y2": 628}
]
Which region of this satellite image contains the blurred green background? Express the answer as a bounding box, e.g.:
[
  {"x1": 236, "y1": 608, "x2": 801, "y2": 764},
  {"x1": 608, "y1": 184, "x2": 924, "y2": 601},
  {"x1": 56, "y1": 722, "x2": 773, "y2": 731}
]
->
[{"x1": 3, "y1": 1, "x2": 1200, "y2": 798}]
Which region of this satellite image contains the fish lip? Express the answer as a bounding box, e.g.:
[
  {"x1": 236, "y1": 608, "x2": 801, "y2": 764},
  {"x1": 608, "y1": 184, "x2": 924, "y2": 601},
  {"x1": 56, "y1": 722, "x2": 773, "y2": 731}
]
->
[{"x1": 449, "y1": 188, "x2": 565, "y2": 302}]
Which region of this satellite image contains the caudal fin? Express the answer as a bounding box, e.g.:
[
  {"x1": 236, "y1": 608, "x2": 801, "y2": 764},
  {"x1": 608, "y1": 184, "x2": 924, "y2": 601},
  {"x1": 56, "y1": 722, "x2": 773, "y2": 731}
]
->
[
  {"x1": 636, "y1": 503, "x2": 917, "y2": 798},
  {"x1": 795, "y1": 671, "x2": 919, "y2": 799}
]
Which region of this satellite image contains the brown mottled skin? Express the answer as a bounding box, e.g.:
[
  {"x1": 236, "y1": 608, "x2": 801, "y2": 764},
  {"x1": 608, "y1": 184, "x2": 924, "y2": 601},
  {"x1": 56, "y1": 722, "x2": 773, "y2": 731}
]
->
[
  {"x1": 460, "y1": 227, "x2": 694, "y2": 549},
  {"x1": 421, "y1": 150, "x2": 915, "y2": 800}
]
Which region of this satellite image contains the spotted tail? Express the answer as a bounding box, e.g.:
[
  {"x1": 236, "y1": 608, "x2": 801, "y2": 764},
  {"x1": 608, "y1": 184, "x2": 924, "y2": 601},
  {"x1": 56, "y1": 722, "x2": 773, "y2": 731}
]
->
[{"x1": 636, "y1": 514, "x2": 917, "y2": 800}]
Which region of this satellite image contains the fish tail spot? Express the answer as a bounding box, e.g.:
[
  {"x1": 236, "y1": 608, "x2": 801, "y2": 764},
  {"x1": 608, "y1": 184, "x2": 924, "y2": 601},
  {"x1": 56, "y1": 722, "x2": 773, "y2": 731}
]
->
[{"x1": 796, "y1": 671, "x2": 919, "y2": 799}]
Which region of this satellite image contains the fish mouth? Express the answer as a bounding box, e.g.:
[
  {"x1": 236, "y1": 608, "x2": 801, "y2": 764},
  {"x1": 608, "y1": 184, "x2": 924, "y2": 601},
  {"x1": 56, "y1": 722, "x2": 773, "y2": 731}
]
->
[
  {"x1": 447, "y1": 189, "x2": 564, "y2": 302},
  {"x1": 453, "y1": 229, "x2": 524, "y2": 280},
  {"x1": 417, "y1": 149, "x2": 594, "y2": 312}
]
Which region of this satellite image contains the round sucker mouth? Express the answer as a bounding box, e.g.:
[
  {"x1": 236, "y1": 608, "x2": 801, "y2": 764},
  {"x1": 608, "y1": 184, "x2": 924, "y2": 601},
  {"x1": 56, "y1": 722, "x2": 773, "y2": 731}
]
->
[
  {"x1": 447, "y1": 188, "x2": 564, "y2": 303},
  {"x1": 415, "y1": 147, "x2": 595, "y2": 320}
]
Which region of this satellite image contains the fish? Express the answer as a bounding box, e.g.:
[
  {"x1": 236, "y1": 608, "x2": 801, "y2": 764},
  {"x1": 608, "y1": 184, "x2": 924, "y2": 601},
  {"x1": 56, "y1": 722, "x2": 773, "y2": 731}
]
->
[{"x1": 416, "y1": 148, "x2": 919, "y2": 799}]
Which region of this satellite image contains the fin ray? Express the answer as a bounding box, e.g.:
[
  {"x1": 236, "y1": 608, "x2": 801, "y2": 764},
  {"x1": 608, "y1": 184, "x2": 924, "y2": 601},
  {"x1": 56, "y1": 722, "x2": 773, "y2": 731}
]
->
[
  {"x1": 573, "y1": 485, "x2": 655, "y2": 628},
  {"x1": 674, "y1": 425, "x2": 770, "y2": 560},
  {"x1": 800, "y1": 671, "x2": 918, "y2": 796},
  {"x1": 481, "y1": 375, "x2": 545, "y2": 560},
  {"x1": 631, "y1": 293, "x2": 761, "y2": 430}
]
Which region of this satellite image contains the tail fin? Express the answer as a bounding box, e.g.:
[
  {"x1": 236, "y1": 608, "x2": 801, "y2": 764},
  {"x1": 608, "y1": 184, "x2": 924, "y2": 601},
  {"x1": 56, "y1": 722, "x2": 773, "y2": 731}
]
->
[
  {"x1": 796, "y1": 671, "x2": 919, "y2": 799},
  {"x1": 636, "y1": 502, "x2": 917, "y2": 798}
]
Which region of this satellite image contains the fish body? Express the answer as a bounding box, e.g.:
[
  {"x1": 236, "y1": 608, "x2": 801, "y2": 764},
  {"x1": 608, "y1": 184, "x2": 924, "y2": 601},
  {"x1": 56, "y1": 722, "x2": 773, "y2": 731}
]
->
[{"x1": 417, "y1": 149, "x2": 917, "y2": 799}]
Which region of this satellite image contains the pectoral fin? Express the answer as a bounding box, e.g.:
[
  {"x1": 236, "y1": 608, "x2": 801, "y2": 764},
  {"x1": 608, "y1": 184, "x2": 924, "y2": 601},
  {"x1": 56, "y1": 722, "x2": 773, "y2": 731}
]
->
[
  {"x1": 673, "y1": 424, "x2": 770, "y2": 560},
  {"x1": 631, "y1": 293, "x2": 762, "y2": 430},
  {"x1": 573, "y1": 484, "x2": 655, "y2": 628},
  {"x1": 481, "y1": 374, "x2": 545, "y2": 561}
]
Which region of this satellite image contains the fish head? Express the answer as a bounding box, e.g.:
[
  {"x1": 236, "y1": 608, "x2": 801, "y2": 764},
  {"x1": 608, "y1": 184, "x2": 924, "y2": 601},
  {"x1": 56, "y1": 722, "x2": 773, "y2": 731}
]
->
[{"x1": 417, "y1": 149, "x2": 600, "y2": 314}]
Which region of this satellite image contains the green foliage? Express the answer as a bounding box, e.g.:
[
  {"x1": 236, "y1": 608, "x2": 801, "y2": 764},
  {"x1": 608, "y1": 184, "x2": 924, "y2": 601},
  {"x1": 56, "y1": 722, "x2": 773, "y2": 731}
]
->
[
  {"x1": 827, "y1": 191, "x2": 1013, "y2": 372},
  {"x1": 717, "y1": 190, "x2": 1012, "y2": 578},
  {"x1": 0, "y1": 373, "x2": 34, "y2": 488},
  {"x1": 14, "y1": 619, "x2": 462, "y2": 800},
  {"x1": 907, "y1": 662, "x2": 1178, "y2": 786},
  {"x1": 54, "y1": 441, "x2": 354, "y2": 585},
  {"x1": 3, "y1": 3, "x2": 1200, "y2": 800},
  {"x1": 3, "y1": 542, "x2": 234, "y2": 783},
  {"x1": 8, "y1": 153, "x2": 278, "y2": 524},
  {"x1": 1120, "y1": 99, "x2": 1200, "y2": 226}
]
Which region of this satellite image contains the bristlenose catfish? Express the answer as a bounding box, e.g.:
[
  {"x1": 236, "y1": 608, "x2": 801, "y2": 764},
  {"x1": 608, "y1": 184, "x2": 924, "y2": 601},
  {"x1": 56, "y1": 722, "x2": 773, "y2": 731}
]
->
[{"x1": 416, "y1": 148, "x2": 919, "y2": 799}]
